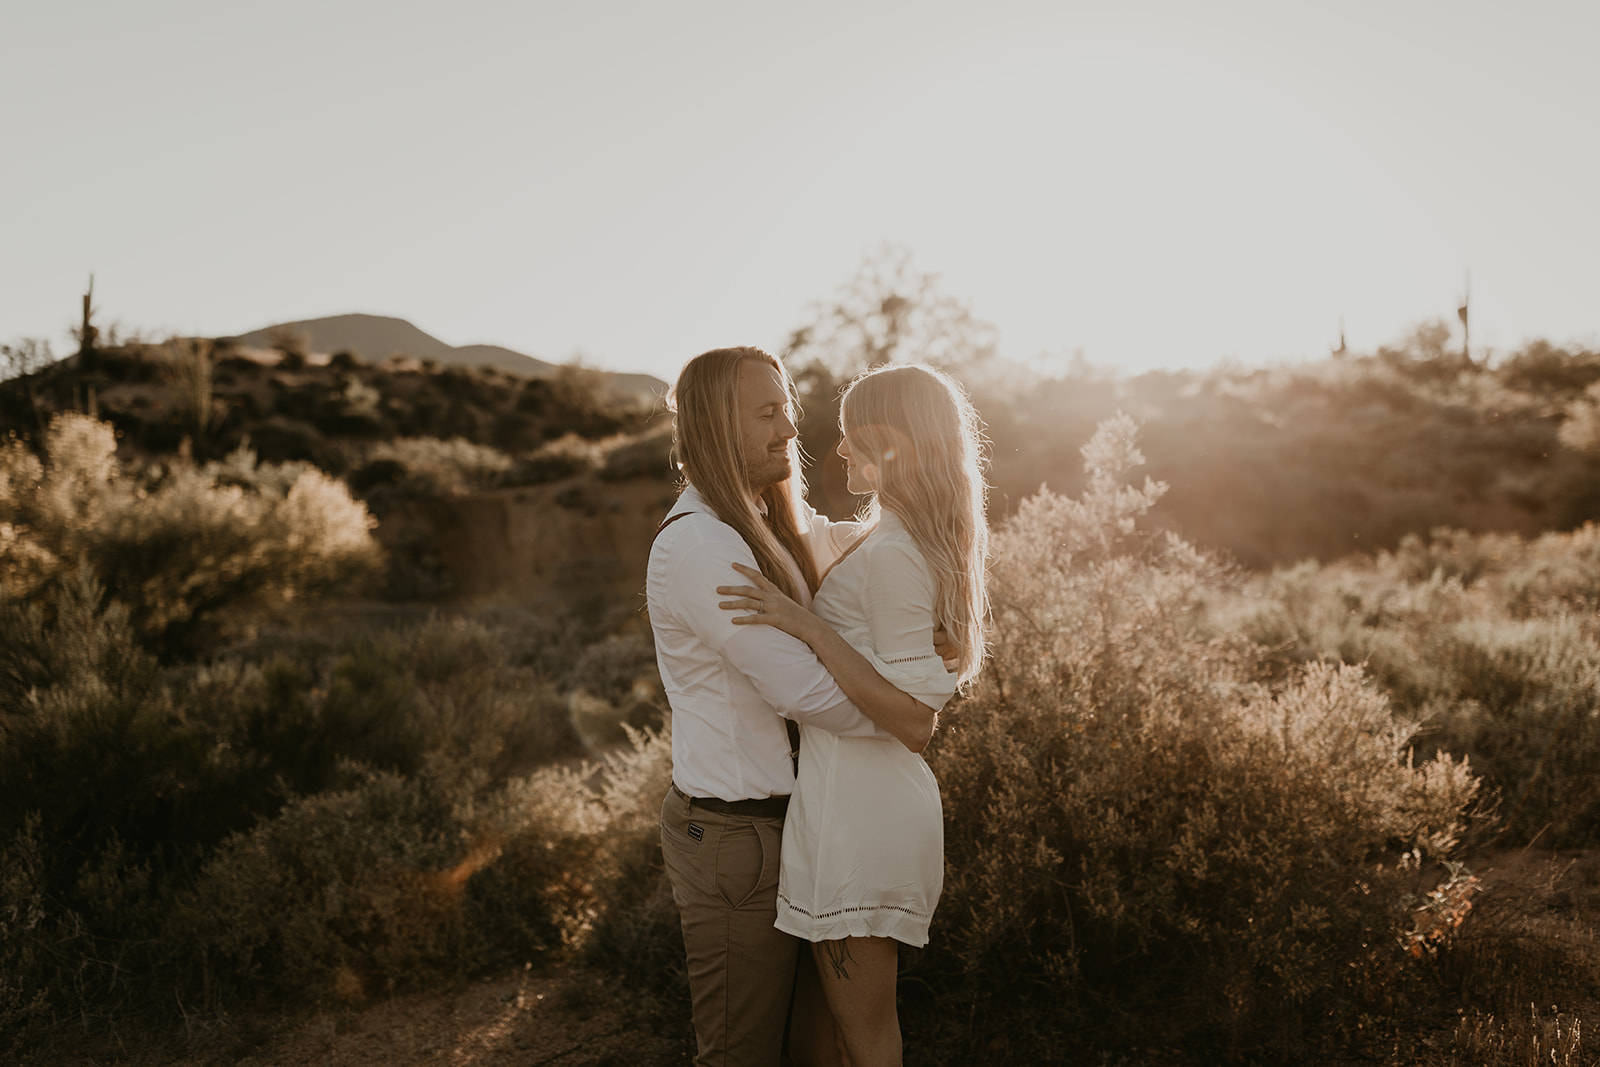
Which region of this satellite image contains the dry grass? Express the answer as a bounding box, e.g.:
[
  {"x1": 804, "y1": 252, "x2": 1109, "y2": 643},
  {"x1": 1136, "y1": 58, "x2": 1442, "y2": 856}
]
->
[{"x1": 1423, "y1": 847, "x2": 1600, "y2": 1067}]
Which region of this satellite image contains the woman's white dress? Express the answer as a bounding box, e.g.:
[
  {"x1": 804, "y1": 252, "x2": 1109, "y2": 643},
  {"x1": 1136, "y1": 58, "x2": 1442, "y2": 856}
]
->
[{"x1": 775, "y1": 510, "x2": 957, "y2": 947}]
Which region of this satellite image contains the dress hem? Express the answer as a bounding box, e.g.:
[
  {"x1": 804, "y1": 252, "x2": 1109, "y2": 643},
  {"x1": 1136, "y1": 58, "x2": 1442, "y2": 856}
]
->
[{"x1": 775, "y1": 899, "x2": 932, "y2": 948}]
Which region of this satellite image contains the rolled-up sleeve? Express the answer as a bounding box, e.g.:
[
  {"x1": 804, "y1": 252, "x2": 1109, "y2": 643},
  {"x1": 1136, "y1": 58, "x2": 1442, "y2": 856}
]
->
[
  {"x1": 662, "y1": 517, "x2": 893, "y2": 739},
  {"x1": 861, "y1": 539, "x2": 959, "y2": 712}
]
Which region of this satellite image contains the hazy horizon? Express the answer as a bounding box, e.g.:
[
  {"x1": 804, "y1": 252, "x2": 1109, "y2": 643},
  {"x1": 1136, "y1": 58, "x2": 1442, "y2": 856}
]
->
[{"x1": 4, "y1": 0, "x2": 1597, "y2": 383}]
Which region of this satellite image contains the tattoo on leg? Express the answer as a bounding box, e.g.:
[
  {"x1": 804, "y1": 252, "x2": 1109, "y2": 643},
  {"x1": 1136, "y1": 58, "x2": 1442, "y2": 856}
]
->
[{"x1": 820, "y1": 939, "x2": 856, "y2": 980}]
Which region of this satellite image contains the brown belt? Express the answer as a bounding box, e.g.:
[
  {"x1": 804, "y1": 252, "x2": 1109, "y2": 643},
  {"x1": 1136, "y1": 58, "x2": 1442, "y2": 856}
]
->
[{"x1": 672, "y1": 782, "x2": 790, "y2": 819}]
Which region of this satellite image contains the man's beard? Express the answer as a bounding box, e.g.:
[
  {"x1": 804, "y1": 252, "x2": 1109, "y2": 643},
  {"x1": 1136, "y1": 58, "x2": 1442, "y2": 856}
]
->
[{"x1": 745, "y1": 446, "x2": 792, "y2": 491}]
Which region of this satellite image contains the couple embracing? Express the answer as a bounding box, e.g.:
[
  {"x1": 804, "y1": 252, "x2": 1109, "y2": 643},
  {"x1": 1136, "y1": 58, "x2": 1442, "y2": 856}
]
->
[{"x1": 647, "y1": 346, "x2": 989, "y2": 1066}]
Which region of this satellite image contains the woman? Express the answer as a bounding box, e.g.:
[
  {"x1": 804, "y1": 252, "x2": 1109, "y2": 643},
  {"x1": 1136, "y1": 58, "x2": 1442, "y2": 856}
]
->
[{"x1": 717, "y1": 362, "x2": 989, "y2": 1067}]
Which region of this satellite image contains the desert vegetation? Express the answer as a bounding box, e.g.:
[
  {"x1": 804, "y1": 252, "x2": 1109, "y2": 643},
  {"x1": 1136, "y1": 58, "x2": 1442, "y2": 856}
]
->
[{"x1": 3, "y1": 269, "x2": 1600, "y2": 1064}]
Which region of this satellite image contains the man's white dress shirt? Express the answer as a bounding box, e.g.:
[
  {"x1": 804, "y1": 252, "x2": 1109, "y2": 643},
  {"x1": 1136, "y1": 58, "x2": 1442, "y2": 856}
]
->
[{"x1": 647, "y1": 485, "x2": 893, "y2": 802}]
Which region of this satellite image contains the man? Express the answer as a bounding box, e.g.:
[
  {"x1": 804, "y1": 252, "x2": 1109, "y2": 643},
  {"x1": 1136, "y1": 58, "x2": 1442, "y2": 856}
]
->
[{"x1": 647, "y1": 346, "x2": 934, "y2": 1065}]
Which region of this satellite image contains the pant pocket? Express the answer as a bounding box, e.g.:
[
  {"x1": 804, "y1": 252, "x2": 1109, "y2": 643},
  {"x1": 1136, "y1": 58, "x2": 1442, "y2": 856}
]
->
[
  {"x1": 714, "y1": 820, "x2": 775, "y2": 910},
  {"x1": 660, "y1": 791, "x2": 715, "y2": 901}
]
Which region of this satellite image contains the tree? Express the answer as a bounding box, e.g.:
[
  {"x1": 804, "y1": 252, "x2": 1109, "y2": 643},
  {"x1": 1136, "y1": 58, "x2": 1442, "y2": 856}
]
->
[
  {"x1": 783, "y1": 245, "x2": 999, "y2": 516},
  {"x1": 783, "y1": 244, "x2": 997, "y2": 379}
]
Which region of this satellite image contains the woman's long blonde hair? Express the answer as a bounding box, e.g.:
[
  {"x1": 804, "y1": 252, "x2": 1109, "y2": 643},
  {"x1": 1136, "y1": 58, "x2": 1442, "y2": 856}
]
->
[
  {"x1": 668, "y1": 347, "x2": 820, "y2": 601},
  {"x1": 842, "y1": 363, "x2": 990, "y2": 684}
]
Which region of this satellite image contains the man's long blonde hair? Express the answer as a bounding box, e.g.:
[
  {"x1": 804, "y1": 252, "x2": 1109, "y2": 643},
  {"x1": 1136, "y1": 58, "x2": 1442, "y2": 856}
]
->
[
  {"x1": 842, "y1": 363, "x2": 990, "y2": 683},
  {"x1": 668, "y1": 347, "x2": 820, "y2": 601}
]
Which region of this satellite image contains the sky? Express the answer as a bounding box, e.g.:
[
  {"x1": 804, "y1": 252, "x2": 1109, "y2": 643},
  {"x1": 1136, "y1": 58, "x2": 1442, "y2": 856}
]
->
[{"x1": 3, "y1": 0, "x2": 1597, "y2": 383}]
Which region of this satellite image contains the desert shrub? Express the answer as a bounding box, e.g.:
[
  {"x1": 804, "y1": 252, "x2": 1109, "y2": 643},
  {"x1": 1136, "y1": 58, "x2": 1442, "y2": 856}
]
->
[
  {"x1": 489, "y1": 407, "x2": 541, "y2": 452},
  {"x1": 914, "y1": 416, "x2": 1479, "y2": 1061},
  {"x1": 1390, "y1": 526, "x2": 1526, "y2": 587},
  {"x1": 161, "y1": 615, "x2": 583, "y2": 808},
  {"x1": 367, "y1": 435, "x2": 513, "y2": 494},
  {"x1": 0, "y1": 566, "x2": 608, "y2": 1033},
  {"x1": 597, "y1": 423, "x2": 673, "y2": 481},
  {"x1": 562, "y1": 629, "x2": 666, "y2": 752},
  {"x1": 1232, "y1": 523, "x2": 1600, "y2": 848},
  {"x1": 1495, "y1": 339, "x2": 1600, "y2": 399},
  {"x1": 0, "y1": 339, "x2": 57, "y2": 382},
  {"x1": 0, "y1": 816, "x2": 169, "y2": 1048},
  {"x1": 526, "y1": 364, "x2": 638, "y2": 440},
  {"x1": 323, "y1": 616, "x2": 584, "y2": 780},
  {"x1": 505, "y1": 432, "x2": 602, "y2": 485},
  {"x1": 0, "y1": 414, "x2": 380, "y2": 653},
  {"x1": 242, "y1": 420, "x2": 322, "y2": 465},
  {"x1": 1502, "y1": 522, "x2": 1600, "y2": 615},
  {"x1": 566, "y1": 629, "x2": 660, "y2": 708},
  {"x1": 176, "y1": 771, "x2": 455, "y2": 998},
  {"x1": 173, "y1": 722, "x2": 668, "y2": 1005},
  {"x1": 1558, "y1": 380, "x2": 1600, "y2": 454},
  {"x1": 1416, "y1": 617, "x2": 1600, "y2": 847},
  {"x1": 347, "y1": 456, "x2": 408, "y2": 495},
  {"x1": 0, "y1": 816, "x2": 55, "y2": 1043},
  {"x1": 160, "y1": 337, "x2": 217, "y2": 445},
  {"x1": 0, "y1": 574, "x2": 273, "y2": 1026},
  {"x1": 0, "y1": 572, "x2": 260, "y2": 862},
  {"x1": 266, "y1": 327, "x2": 308, "y2": 370},
  {"x1": 571, "y1": 726, "x2": 688, "y2": 1022}
]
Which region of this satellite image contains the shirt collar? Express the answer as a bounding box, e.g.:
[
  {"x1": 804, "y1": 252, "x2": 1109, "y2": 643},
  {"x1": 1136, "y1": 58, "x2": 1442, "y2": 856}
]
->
[
  {"x1": 680, "y1": 483, "x2": 771, "y2": 520},
  {"x1": 676, "y1": 484, "x2": 715, "y2": 517}
]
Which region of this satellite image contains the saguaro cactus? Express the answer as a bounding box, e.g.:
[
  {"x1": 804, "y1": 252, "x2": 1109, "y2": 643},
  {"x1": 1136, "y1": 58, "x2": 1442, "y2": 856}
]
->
[{"x1": 75, "y1": 274, "x2": 100, "y2": 359}]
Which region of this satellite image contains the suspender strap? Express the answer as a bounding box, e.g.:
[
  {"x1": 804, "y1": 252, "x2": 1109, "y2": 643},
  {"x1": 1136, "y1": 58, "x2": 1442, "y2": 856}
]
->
[
  {"x1": 653, "y1": 508, "x2": 802, "y2": 778},
  {"x1": 653, "y1": 511, "x2": 692, "y2": 540}
]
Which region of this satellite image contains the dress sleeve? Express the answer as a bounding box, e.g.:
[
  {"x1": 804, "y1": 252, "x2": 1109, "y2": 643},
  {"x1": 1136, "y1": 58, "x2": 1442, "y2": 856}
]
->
[
  {"x1": 798, "y1": 498, "x2": 867, "y2": 572},
  {"x1": 859, "y1": 538, "x2": 959, "y2": 713},
  {"x1": 660, "y1": 517, "x2": 895, "y2": 739}
]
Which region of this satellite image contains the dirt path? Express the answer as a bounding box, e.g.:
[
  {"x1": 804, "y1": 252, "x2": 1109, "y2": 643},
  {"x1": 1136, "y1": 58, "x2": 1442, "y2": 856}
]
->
[
  {"x1": 222, "y1": 969, "x2": 690, "y2": 1067},
  {"x1": 24, "y1": 966, "x2": 692, "y2": 1067}
]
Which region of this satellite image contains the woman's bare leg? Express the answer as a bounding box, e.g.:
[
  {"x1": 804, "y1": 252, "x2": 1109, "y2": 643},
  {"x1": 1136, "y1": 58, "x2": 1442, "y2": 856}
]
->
[
  {"x1": 811, "y1": 937, "x2": 902, "y2": 1067},
  {"x1": 790, "y1": 944, "x2": 846, "y2": 1067}
]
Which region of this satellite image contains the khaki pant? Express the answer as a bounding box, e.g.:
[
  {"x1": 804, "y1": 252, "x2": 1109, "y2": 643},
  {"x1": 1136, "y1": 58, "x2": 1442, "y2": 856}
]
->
[{"x1": 660, "y1": 787, "x2": 798, "y2": 1067}]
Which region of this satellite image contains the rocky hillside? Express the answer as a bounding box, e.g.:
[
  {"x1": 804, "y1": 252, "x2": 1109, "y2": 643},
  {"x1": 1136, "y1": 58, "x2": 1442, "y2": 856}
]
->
[{"x1": 0, "y1": 339, "x2": 678, "y2": 609}]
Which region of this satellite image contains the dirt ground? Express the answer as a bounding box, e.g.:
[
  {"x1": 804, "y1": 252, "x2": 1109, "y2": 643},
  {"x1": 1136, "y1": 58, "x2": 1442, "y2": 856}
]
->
[{"x1": 18, "y1": 965, "x2": 693, "y2": 1067}]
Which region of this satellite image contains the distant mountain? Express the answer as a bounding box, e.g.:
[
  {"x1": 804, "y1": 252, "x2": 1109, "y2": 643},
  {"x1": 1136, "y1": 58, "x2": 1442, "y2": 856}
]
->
[
  {"x1": 229, "y1": 314, "x2": 667, "y2": 403},
  {"x1": 230, "y1": 314, "x2": 558, "y2": 377}
]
